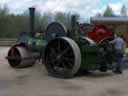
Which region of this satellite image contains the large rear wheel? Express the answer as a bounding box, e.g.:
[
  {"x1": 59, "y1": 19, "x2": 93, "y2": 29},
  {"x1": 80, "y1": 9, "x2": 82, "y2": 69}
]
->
[{"x1": 44, "y1": 37, "x2": 81, "y2": 78}]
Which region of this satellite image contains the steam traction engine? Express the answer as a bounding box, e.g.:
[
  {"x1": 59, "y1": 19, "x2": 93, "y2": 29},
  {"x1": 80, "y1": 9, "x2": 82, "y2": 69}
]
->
[{"x1": 6, "y1": 7, "x2": 125, "y2": 78}]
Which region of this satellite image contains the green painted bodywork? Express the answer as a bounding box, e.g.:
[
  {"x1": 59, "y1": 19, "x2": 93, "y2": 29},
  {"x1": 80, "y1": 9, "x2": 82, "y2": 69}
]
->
[
  {"x1": 28, "y1": 36, "x2": 46, "y2": 52},
  {"x1": 74, "y1": 37, "x2": 99, "y2": 71},
  {"x1": 80, "y1": 45, "x2": 99, "y2": 71},
  {"x1": 28, "y1": 36, "x2": 101, "y2": 71},
  {"x1": 27, "y1": 35, "x2": 112, "y2": 71}
]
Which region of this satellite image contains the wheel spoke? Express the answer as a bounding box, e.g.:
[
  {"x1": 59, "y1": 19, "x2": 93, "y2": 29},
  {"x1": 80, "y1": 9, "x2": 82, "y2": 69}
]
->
[
  {"x1": 57, "y1": 39, "x2": 61, "y2": 53},
  {"x1": 47, "y1": 58, "x2": 56, "y2": 64},
  {"x1": 63, "y1": 57, "x2": 73, "y2": 63},
  {"x1": 64, "y1": 58, "x2": 73, "y2": 68},
  {"x1": 50, "y1": 47, "x2": 56, "y2": 55}
]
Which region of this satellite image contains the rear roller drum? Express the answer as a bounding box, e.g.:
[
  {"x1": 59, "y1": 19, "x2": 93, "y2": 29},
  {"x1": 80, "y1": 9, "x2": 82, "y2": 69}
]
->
[
  {"x1": 7, "y1": 46, "x2": 35, "y2": 68},
  {"x1": 44, "y1": 37, "x2": 81, "y2": 78}
]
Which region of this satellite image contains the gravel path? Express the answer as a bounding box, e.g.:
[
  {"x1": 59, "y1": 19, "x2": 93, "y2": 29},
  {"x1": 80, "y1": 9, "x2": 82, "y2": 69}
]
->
[{"x1": 0, "y1": 47, "x2": 128, "y2": 96}]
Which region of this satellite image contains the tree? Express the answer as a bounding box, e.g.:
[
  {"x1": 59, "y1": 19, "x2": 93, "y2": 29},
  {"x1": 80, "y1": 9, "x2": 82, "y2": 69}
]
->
[
  {"x1": 0, "y1": 5, "x2": 74, "y2": 38},
  {"x1": 0, "y1": 5, "x2": 9, "y2": 16},
  {"x1": 54, "y1": 12, "x2": 66, "y2": 23},
  {"x1": 120, "y1": 5, "x2": 127, "y2": 16},
  {"x1": 0, "y1": 6, "x2": 9, "y2": 37},
  {"x1": 54, "y1": 12, "x2": 72, "y2": 29},
  {"x1": 103, "y1": 6, "x2": 114, "y2": 17},
  {"x1": 40, "y1": 12, "x2": 52, "y2": 30}
]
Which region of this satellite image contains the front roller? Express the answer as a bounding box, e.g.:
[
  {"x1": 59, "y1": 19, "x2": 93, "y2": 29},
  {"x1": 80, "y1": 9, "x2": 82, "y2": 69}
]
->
[
  {"x1": 44, "y1": 37, "x2": 81, "y2": 78},
  {"x1": 6, "y1": 45, "x2": 35, "y2": 68}
]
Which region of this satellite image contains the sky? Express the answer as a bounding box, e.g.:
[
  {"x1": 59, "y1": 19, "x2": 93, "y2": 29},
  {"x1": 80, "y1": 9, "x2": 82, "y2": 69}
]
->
[{"x1": 0, "y1": 0, "x2": 128, "y2": 20}]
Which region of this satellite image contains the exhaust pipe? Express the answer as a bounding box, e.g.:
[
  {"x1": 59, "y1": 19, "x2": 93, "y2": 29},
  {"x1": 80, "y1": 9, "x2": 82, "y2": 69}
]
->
[{"x1": 29, "y1": 7, "x2": 35, "y2": 37}]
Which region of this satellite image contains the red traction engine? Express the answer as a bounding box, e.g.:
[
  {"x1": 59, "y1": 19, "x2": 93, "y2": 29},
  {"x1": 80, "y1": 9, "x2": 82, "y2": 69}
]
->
[{"x1": 85, "y1": 25, "x2": 113, "y2": 44}]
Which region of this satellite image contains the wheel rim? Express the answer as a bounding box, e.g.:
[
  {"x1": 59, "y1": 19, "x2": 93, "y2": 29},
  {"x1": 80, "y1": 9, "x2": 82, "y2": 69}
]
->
[
  {"x1": 44, "y1": 37, "x2": 81, "y2": 78},
  {"x1": 46, "y1": 39, "x2": 74, "y2": 74}
]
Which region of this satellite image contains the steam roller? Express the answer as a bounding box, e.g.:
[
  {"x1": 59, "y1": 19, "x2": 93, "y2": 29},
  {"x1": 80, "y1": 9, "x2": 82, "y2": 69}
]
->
[
  {"x1": 6, "y1": 7, "x2": 117, "y2": 78},
  {"x1": 6, "y1": 8, "x2": 45, "y2": 68}
]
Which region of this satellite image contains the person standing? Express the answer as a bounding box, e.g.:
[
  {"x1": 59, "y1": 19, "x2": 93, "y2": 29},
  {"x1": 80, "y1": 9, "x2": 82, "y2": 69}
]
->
[{"x1": 110, "y1": 33, "x2": 125, "y2": 74}]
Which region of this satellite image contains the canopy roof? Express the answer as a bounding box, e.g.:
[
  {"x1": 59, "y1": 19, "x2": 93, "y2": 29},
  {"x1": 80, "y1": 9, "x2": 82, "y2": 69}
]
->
[{"x1": 91, "y1": 17, "x2": 128, "y2": 25}]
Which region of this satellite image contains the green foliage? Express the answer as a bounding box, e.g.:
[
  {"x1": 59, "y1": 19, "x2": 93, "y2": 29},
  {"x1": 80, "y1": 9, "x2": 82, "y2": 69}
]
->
[
  {"x1": 103, "y1": 6, "x2": 115, "y2": 17},
  {"x1": 54, "y1": 12, "x2": 72, "y2": 29},
  {"x1": 95, "y1": 5, "x2": 127, "y2": 37},
  {"x1": 40, "y1": 12, "x2": 52, "y2": 30},
  {"x1": 0, "y1": 6, "x2": 73, "y2": 38},
  {"x1": 115, "y1": 25, "x2": 127, "y2": 38},
  {"x1": 0, "y1": 14, "x2": 29, "y2": 38},
  {"x1": 0, "y1": 6, "x2": 9, "y2": 16},
  {"x1": 0, "y1": 4, "x2": 127, "y2": 38},
  {"x1": 120, "y1": 5, "x2": 127, "y2": 16}
]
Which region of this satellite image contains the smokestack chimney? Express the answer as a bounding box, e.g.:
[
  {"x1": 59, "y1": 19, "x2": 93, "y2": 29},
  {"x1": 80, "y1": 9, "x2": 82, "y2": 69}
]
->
[
  {"x1": 71, "y1": 15, "x2": 77, "y2": 29},
  {"x1": 29, "y1": 7, "x2": 35, "y2": 37},
  {"x1": 70, "y1": 15, "x2": 79, "y2": 40}
]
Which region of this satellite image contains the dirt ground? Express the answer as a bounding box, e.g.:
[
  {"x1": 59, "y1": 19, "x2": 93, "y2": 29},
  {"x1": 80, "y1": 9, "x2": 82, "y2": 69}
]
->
[{"x1": 0, "y1": 47, "x2": 128, "y2": 96}]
